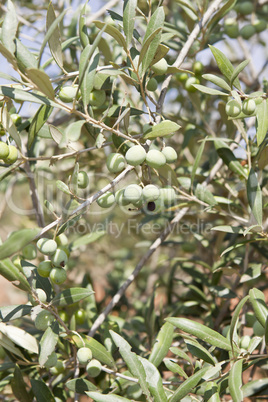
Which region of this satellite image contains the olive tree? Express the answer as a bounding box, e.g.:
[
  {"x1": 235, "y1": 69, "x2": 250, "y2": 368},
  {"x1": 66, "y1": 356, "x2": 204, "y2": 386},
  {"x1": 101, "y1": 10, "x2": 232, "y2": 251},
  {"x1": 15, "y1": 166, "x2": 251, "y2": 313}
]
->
[{"x1": 0, "y1": 0, "x2": 268, "y2": 400}]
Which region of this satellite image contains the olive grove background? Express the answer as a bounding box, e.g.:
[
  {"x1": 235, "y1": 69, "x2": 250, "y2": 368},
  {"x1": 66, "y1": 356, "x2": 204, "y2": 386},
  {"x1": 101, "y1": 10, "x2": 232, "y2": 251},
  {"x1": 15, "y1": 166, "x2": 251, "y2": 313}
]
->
[{"x1": 0, "y1": 0, "x2": 268, "y2": 401}]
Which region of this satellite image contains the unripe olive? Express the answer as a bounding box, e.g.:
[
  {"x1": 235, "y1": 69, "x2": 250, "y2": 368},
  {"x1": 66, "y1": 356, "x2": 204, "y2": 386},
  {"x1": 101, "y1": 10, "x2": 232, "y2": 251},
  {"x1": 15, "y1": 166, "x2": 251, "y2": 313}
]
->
[
  {"x1": 59, "y1": 310, "x2": 69, "y2": 323},
  {"x1": 185, "y1": 76, "x2": 200, "y2": 92},
  {"x1": 115, "y1": 189, "x2": 130, "y2": 206},
  {"x1": 35, "y1": 310, "x2": 55, "y2": 331},
  {"x1": 106, "y1": 153, "x2": 126, "y2": 173},
  {"x1": 146, "y1": 77, "x2": 158, "y2": 91},
  {"x1": 56, "y1": 233, "x2": 68, "y2": 247},
  {"x1": 22, "y1": 244, "x2": 37, "y2": 260},
  {"x1": 89, "y1": 89, "x2": 106, "y2": 107},
  {"x1": 193, "y1": 61, "x2": 204, "y2": 75},
  {"x1": 58, "y1": 85, "x2": 80, "y2": 103},
  {"x1": 3, "y1": 145, "x2": 18, "y2": 164},
  {"x1": 35, "y1": 288, "x2": 47, "y2": 303},
  {"x1": 77, "y1": 347, "x2": 93, "y2": 365},
  {"x1": 224, "y1": 18, "x2": 239, "y2": 38},
  {"x1": 161, "y1": 146, "x2": 178, "y2": 163},
  {"x1": 37, "y1": 260, "x2": 52, "y2": 278},
  {"x1": 51, "y1": 249, "x2": 68, "y2": 268},
  {"x1": 240, "y1": 24, "x2": 256, "y2": 39},
  {"x1": 125, "y1": 145, "x2": 146, "y2": 166},
  {"x1": 142, "y1": 184, "x2": 160, "y2": 202},
  {"x1": 77, "y1": 171, "x2": 89, "y2": 189},
  {"x1": 86, "y1": 359, "x2": 102, "y2": 377},
  {"x1": 242, "y1": 98, "x2": 256, "y2": 115},
  {"x1": 10, "y1": 113, "x2": 22, "y2": 126},
  {"x1": 240, "y1": 335, "x2": 251, "y2": 349},
  {"x1": 74, "y1": 309, "x2": 86, "y2": 325},
  {"x1": 146, "y1": 149, "x2": 166, "y2": 169},
  {"x1": 0, "y1": 141, "x2": 10, "y2": 159},
  {"x1": 50, "y1": 267, "x2": 67, "y2": 285},
  {"x1": 253, "y1": 320, "x2": 265, "y2": 337},
  {"x1": 44, "y1": 352, "x2": 58, "y2": 368},
  {"x1": 50, "y1": 359, "x2": 65, "y2": 375},
  {"x1": 159, "y1": 186, "x2": 176, "y2": 206},
  {"x1": 225, "y1": 99, "x2": 241, "y2": 117},
  {"x1": 238, "y1": 1, "x2": 254, "y2": 15},
  {"x1": 123, "y1": 184, "x2": 142, "y2": 203},
  {"x1": 176, "y1": 72, "x2": 188, "y2": 83},
  {"x1": 151, "y1": 59, "x2": 168, "y2": 75},
  {"x1": 97, "y1": 191, "x2": 115, "y2": 208},
  {"x1": 253, "y1": 19, "x2": 267, "y2": 33},
  {"x1": 37, "y1": 238, "x2": 57, "y2": 256}
]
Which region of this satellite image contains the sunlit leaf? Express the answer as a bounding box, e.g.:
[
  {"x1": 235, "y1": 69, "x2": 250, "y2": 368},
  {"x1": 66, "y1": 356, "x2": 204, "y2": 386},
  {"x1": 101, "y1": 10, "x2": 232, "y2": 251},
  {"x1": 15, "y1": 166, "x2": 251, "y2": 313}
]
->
[
  {"x1": 229, "y1": 359, "x2": 244, "y2": 402},
  {"x1": 144, "y1": 120, "x2": 181, "y2": 139},
  {"x1": 247, "y1": 168, "x2": 263, "y2": 226},
  {"x1": 209, "y1": 45, "x2": 241, "y2": 90},
  {"x1": 149, "y1": 322, "x2": 174, "y2": 367},
  {"x1": 123, "y1": 0, "x2": 137, "y2": 47}
]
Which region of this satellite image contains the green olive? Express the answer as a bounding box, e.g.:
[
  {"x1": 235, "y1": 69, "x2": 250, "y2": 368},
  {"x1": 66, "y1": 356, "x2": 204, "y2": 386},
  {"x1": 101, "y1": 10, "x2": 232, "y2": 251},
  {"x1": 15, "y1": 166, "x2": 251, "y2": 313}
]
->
[
  {"x1": 225, "y1": 99, "x2": 241, "y2": 117},
  {"x1": 3, "y1": 145, "x2": 18, "y2": 165},
  {"x1": 146, "y1": 77, "x2": 158, "y2": 91},
  {"x1": 151, "y1": 59, "x2": 168, "y2": 75}
]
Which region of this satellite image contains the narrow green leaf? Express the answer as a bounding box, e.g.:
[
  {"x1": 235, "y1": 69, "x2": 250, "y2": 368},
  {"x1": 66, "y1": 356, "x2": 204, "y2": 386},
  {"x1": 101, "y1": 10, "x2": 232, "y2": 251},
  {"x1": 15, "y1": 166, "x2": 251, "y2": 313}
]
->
[
  {"x1": 0, "y1": 259, "x2": 31, "y2": 292},
  {"x1": 242, "y1": 378, "x2": 268, "y2": 398},
  {"x1": 1, "y1": 108, "x2": 21, "y2": 148},
  {"x1": 164, "y1": 359, "x2": 188, "y2": 378},
  {"x1": 15, "y1": 39, "x2": 38, "y2": 72},
  {"x1": 86, "y1": 393, "x2": 130, "y2": 402},
  {"x1": 209, "y1": 45, "x2": 241, "y2": 90},
  {"x1": 185, "y1": 339, "x2": 215, "y2": 366},
  {"x1": 71, "y1": 333, "x2": 116, "y2": 368},
  {"x1": 207, "y1": 0, "x2": 237, "y2": 29},
  {"x1": 191, "y1": 140, "x2": 205, "y2": 191},
  {"x1": 247, "y1": 168, "x2": 263, "y2": 226},
  {"x1": 39, "y1": 322, "x2": 59, "y2": 367},
  {"x1": 195, "y1": 183, "x2": 217, "y2": 206},
  {"x1": 0, "y1": 331, "x2": 25, "y2": 359},
  {"x1": 0, "y1": 86, "x2": 64, "y2": 109},
  {"x1": 169, "y1": 346, "x2": 193, "y2": 366},
  {"x1": 0, "y1": 305, "x2": 32, "y2": 322},
  {"x1": 28, "y1": 104, "x2": 53, "y2": 148},
  {"x1": 123, "y1": 0, "x2": 137, "y2": 47},
  {"x1": 2, "y1": 0, "x2": 18, "y2": 55},
  {"x1": 204, "y1": 381, "x2": 221, "y2": 402},
  {"x1": 230, "y1": 60, "x2": 249, "y2": 88},
  {"x1": 110, "y1": 330, "x2": 151, "y2": 399},
  {"x1": 214, "y1": 140, "x2": 247, "y2": 178},
  {"x1": 202, "y1": 74, "x2": 231, "y2": 92},
  {"x1": 46, "y1": 2, "x2": 63, "y2": 70},
  {"x1": 79, "y1": 3, "x2": 89, "y2": 48},
  {"x1": 229, "y1": 296, "x2": 249, "y2": 354},
  {"x1": 151, "y1": 43, "x2": 169, "y2": 65},
  {"x1": 11, "y1": 365, "x2": 30, "y2": 402},
  {"x1": 229, "y1": 359, "x2": 244, "y2": 402},
  {"x1": 51, "y1": 288, "x2": 94, "y2": 307},
  {"x1": 26, "y1": 68, "x2": 55, "y2": 99},
  {"x1": 93, "y1": 21, "x2": 127, "y2": 50},
  {"x1": 71, "y1": 231, "x2": 106, "y2": 250},
  {"x1": 249, "y1": 288, "x2": 268, "y2": 327},
  {"x1": 211, "y1": 225, "x2": 243, "y2": 234},
  {"x1": 138, "y1": 356, "x2": 168, "y2": 402},
  {"x1": 0, "y1": 228, "x2": 40, "y2": 260},
  {"x1": 175, "y1": 0, "x2": 198, "y2": 20},
  {"x1": 56, "y1": 180, "x2": 70, "y2": 195},
  {"x1": 31, "y1": 379, "x2": 55, "y2": 402},
  {"x1": 0, "y1": 322, "x2": 38, "y2": 354},
  {"x1": 149, "y1": 322, "x2": 174, "y2": 367},
  {"x1": 66, "y1": 378, "x2": 97, "y2": 394},
  {"x1": 144, "y1": 120, "x2": 181, "y2": 139},
  {"x1": 166, "y1": 317, "x2": 234, "y2": 351},
  {"x1": 256, "y1": 99, "x2": 268, "y2": 146},
  {"x1": 169, "y1": 366, "x2": 208, "y2": 402},
  {"x1": 193, "y1": 84, "x2": 229, "y2": 96},
  {"x1": 80, "y1": 53, "x2": 99, "y2": 109},
  {"x1": 139, "y1": 27, "x2": 162, "y2": 72},
  {"x1": 221, "y1": 239, "x2": 253, "y2": 257}
]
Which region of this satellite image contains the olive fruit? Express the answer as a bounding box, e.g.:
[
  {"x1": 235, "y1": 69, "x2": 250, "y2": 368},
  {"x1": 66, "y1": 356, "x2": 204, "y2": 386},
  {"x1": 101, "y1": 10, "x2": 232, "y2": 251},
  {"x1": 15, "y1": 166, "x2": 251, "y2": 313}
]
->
[
  {"x1": 59, "y1": 310, "x2": 69, "y2": 323},
  {"x1": 161, "y1": 146, "x2": 177, "y2": 163},
  {"x1": 0, "y1": 142, "x2": 10, "y2": 159},
  {"x1": 77, "y1": 347, "x2": 93, "y2": 365},
  {"x1": 44, "y1": 352, "x2": 58, "y2": 368},
  {"x1": 225, "y1": 99, "x2": 241, "y2": 117},
  {"x1": 56, "y1": 233, "x2": 68, "y2": 247},
  {"x1": 97, "y1": 192, "x2": 115, "y2": 208},
  {"x1": 238, "y1": 1, "x2": 254, "y2": 15},
  {"x1": 142, "y1": 184, "x2": 160, "y2": 202},
  {"x1": 58, "y1": 85, "x2": 80, "y2": 103},
  {"x1": 3, "y1": 145, "x2": 18, "y2": 164},
  {"x1": 89, "y1": 89, "x2": 106, "y2": 107},
  {"x1": 35, "y1": 288, "x2": 47, "y2": 303},
  {"x1": 123, "y1": 184, "x2": 142, "y2": 203},
  {"x1": 240, "y1": 335, "x2": 251, "y2": 349},
  {"x1": 193, "y1": 61, "x2": 203, "y2": 75},
  {"x1": 185, "y1": 77, "x2": 200, "y2": 92},
  {"x1": 50, "y1": 359, "x2": 65, "y2": 375},
  {"x1": 146, "y1": 77, "x2": 158, "y2": 91},
  {"x1": 106, "y1": 153, "x2": 126, "y2": 173},
  {"x1": 86, "y1": 359, "x2": 102, "y2": 377},
  {"x1": 253, "y1": 19, "x2": 267, "y2": 33},
  {"x1": 115, "y1": 189, "x2": 130, "y2": 206},
  {"x1": 35, "y1": 310, "x2": 55, "y2": 331},
  {"x1": 176, "y1": 72, "x2": 188, "y2": 83},
  {"x1": 77, "y1": 171, "x2": 89, "y2": 189},
  {"x1": 50, "y1": 267, "x2": 67, "y2": 285},
  {"x1": 22, "y1": 244, "x2": 37, "y2": 260},
  {"x1": 242, "y1": 98, "x2": 256, "y2": 115},
  {"x1": 37, "y1": 238, "x2": 57, "y2": 256},
  {"x1": 51, "y1": 249, "x2": 68, "y2": 268},
  {"x1": 37, "y1": 260, "x2": 52, "y2": 277},
  {"x1": 10, "y1": 113, "x2": 22, "y2": 126},
  {"x1": 224, "y1": 18, "x2": 239, "y2": 38},
  {"x1": 146, "y1": 149, "x2": 166, "y2": 169},
  {"x1": 240, "y1": 24, "x2": 256, "y2": 39},
  {"x1": 159, "y1": 186, "x2": 176, "y2": 206},
  {"x1": 125, "y1": 145, "x2": 146, "y2": 166},
  {"x1": 74, "y1": 309, "x2": 86, "y2": 325},
  {"x1": 151, "y1": 58, "x2": 168, "y2": 75}
]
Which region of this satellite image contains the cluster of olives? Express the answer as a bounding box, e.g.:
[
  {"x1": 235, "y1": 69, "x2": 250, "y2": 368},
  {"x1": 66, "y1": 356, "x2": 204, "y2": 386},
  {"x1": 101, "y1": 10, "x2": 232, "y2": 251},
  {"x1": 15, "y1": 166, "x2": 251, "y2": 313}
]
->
[
  {"x1": 76, "y1": 347, "x2": 102, "y2": 377},
  {"x1": 37, "y1": 234, "x2": 69, "y2": 285},
  {"x1": 225, "y1": 97, "x2": 256, "y2": 118},
  {"x1": 106, "y1": 144, "x2": 177, "y2": 174},
  {"x1": 0, "y1": 141, "x2": 18, "y2": 165},
  {"x1": 58, "y1": 84, "x2": 106, "y2": 107},
  {"x1": 224, "y1": 1, "x2": 267, "y2": 39},
  {"x1": 176, "y1": 61, "x2": 203, "y2": 93}
]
